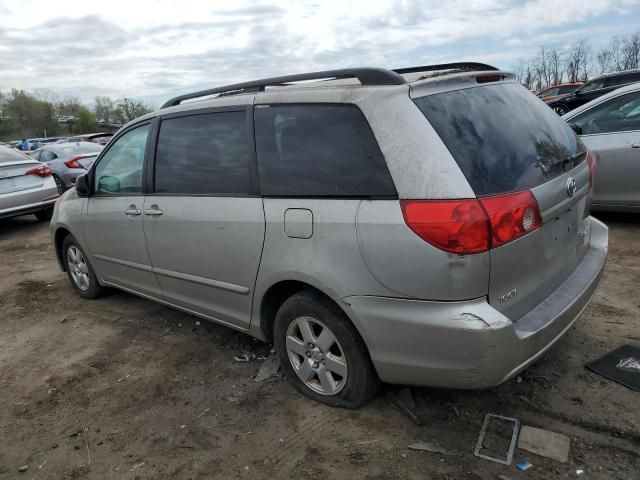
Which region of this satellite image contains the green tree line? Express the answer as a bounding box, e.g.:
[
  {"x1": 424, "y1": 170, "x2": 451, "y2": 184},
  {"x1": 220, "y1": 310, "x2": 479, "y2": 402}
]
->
[{"x1": 0, "y1": 89, "x2": 153, "y2": 141}]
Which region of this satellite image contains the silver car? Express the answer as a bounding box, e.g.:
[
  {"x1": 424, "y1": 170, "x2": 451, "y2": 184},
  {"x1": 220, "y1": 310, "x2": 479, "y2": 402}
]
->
[
  {"x1": 32, "y1": 142, "x2": 103, "y2": 192},
  {"x1": 563, "y1": 82, "x2": 640, "y2": 212},
  {"x1": 1, "y1": 144, "x2": 59, "y2": 221},
  {"x1": 50, "y1": 64, "x2": 608, "y2": 408}
]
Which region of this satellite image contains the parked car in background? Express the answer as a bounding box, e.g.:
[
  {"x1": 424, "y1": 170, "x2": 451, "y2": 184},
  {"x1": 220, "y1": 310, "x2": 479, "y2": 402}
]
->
[
  {"x1": 0, "y1": 144, "x2": 59, "y2": 221},
  {"x1": 563, "y1": 82, "x2": 640, "y2": 212},
  {"x1": 32, "y1": 142, "x2": 103, "y2": 192},
  {"x1": 548, "y1": 69, "x2": 640, "y2": 115},
  {"x1": 50, "y1": 64, "x2": 608, "y2": 408},
  {"x1": 537, "y1": 82, "x2": 583, "y2": 113},
  {"x1": 65, "y1": 132, "x2": 114, "y2": 146}
]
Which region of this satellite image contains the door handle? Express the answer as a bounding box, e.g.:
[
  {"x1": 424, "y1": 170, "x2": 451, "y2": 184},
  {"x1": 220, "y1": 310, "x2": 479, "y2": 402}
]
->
[
  {"x1": 144, "y1": 205, "x2": 163, "y2": 216},
  {"x1": 631, "y1": 143, "x2": 640, "y2": 148},
  {"x1": 125, "y1": 206, "x2": 141, "y2": 216}
]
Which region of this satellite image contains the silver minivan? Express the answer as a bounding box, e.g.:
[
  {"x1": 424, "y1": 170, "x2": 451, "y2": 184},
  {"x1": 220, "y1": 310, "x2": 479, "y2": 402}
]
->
[{"x1": 50, "y1": 64, "x2": 608, "y2": 408}]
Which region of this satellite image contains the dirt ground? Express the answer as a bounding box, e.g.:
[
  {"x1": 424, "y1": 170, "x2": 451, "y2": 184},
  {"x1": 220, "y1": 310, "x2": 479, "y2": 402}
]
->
[{"x1": 0, "y1": 213, "x2": 638, "y2": 480}]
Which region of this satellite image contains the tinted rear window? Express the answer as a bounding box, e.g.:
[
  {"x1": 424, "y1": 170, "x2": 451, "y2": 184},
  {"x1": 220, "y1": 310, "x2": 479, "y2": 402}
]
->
[
  {"x1": 254, "y1": 104, "x2": 396, "y2": 197},
  {"x1": 154, "y1": 111, "x2": 253, "y2": 195},
  {"x1": 414, "y1": 83, "x2": 585, "y2": 196}
]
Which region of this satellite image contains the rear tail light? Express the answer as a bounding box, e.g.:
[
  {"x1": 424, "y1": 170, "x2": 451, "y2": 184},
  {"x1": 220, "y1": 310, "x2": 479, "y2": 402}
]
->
[
  {"x1": 25, "y1": 165, "x2": 52, "y2": 177},
  {"x1": 401, "y1": 199, "x2": 490, "y2": 254},
  {"x1": 64, "y1": 156, "x2": 85, "y2": 169},
  {"x1": 586, "y1": 150, "x2": 596, "y2": 189},
  {"x1": 401, "y1": 190, "x2": 543, "y2": 254},
  {"x1": 479, "y1": 191, "x2": 543, "y2": 249}
]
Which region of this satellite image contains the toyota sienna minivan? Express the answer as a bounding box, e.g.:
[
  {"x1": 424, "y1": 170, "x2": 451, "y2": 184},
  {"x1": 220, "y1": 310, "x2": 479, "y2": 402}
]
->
[{"x1": 50, "y1": 63, "x2": 608, "y2": 408}]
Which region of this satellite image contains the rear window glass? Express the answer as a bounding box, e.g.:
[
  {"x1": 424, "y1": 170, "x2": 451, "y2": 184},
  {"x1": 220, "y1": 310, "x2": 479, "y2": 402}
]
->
[
  {"x1": 414, "y1": 83, "x2": 585, "y2": 196},
  {"x1": 254, "y1": 104, "x2": 396, "y2": 197}
]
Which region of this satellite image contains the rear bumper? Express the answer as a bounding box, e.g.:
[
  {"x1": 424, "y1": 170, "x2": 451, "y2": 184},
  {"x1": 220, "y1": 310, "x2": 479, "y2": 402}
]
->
[
  {"x1": 0, "y1": 199, "x2": 57, "y2": 220},
  {"x1": 340, "y1": 217, "x2": 608, "y2": 388}
]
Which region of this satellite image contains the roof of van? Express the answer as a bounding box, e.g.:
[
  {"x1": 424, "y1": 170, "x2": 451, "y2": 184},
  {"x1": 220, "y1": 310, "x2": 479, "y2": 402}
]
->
[{"x1": 160, "y1": 63, "x2": 511, "y2": 109}]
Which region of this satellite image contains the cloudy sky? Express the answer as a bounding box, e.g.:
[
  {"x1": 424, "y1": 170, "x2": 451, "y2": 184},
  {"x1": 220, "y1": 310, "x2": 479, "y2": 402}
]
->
[{"x1": 1, "y1": 0, "x2": 639, "y2": 106}]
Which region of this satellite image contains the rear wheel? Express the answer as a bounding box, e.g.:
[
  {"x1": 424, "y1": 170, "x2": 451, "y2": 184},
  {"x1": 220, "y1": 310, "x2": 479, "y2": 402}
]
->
[
  {"x1": 35, "y1": 208, "x2": 53, "y2": 222},
  {"x1": 274, "y1": 289, "x2": 379, "y2": 408},
  {"x1": 62, "y1": 235, "x2": 104, "y2": 299},
  {"x1": 552, "y1": 103, "x2": 569, "y2": 115},
  {"x1": 53, "y1": 174, "x2": 66, "y2": 194}
]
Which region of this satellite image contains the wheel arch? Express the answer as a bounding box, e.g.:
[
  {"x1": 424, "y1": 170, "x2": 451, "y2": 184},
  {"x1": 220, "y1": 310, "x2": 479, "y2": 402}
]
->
[
  {"x1": 258, "y1": 280, "x2": 368, "y2": 350},
  {"x1": 54, "y1": 227, "x2": 72, "y2": 271}
]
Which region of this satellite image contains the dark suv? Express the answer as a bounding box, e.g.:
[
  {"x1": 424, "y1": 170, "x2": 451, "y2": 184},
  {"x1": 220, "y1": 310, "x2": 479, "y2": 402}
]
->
[{"x1": 548, "y1": 69, "x2": 640, "y2": 114}]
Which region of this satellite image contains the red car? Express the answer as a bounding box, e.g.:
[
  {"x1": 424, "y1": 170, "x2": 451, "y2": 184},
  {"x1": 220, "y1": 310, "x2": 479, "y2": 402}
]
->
[{"x1": 536, "y1": 82, "x2": 584, "y2": 113}]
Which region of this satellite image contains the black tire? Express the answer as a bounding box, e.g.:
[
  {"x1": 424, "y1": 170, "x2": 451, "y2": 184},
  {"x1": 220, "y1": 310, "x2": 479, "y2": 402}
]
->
[
  {"x1": 53, "y1": 174, "x2": 66, "y2": 194},
  {"x1": 552, "y1": 103, "x2": 569, "y2": 115},
  {"x1": 61, "y1": 235, "x2": 104, "y2": 299},
  {"x1": 274, "y1": 289, "x2": 380, "y2": 409},
  {"x1": 34, "y1": 208, "x2": 53, "y2": 222}
]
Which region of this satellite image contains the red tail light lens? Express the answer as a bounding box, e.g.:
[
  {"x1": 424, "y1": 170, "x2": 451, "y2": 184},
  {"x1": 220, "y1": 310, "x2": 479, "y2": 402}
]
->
[
  {"x1": 25, "y1": 165, "x2": 52, "y2": 177},
  {"x1": 64, "y1": 156, "x2": 84, "y2": 169},
  {"x1": 401, "y1": 191, "x2": 543, "y2": 254},
  {"x1": 586, "y1": 150, "x2": 596, "y2": 189},
  {"x1": 479, "y1": 191, "x2": 542, "y2": 248},
  {"x1": 400, "y1": 199, "x2": 490, "y2": 254}
]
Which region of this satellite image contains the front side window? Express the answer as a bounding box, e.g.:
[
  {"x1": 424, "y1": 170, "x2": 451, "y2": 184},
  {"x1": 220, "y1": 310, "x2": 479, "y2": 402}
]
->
[
  {"x1": 254, "y1": 104, "x2": 396, "y2": 196},
  {"x1": 572, "y1": 91, "x2": 640, "y2": 135},
  {"x1": 154, "y1": 111, "x2": 252, "y2": 194},
  {"x1": 94, "y1": 124, "x2": 149, "y2": 194}
]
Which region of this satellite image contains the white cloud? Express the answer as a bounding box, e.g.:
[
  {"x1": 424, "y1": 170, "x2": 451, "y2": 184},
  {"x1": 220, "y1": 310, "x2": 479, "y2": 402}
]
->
[{"x1": 1, "y1": 0, "x2": 639, "y2": 104}]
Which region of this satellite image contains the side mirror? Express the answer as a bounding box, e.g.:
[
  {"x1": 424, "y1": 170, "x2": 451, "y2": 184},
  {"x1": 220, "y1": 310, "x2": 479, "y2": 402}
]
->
[
  {"x1": 76, "y1": 174, "x2": 91, "y2": 196},
  {"x1": 97, "y1": 175, "x2": 120, "y2": 193},
  {"x1": 568, "y1": 123, "x2": 583, "y2": 135}
]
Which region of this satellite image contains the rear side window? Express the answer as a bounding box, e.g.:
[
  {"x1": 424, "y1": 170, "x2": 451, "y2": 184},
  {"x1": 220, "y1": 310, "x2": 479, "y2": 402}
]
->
[
  {"x1": 154, "y1": 111, "x2": 252, "y2": 194},
  {"x1": 254, "y1": 104, "x2": 396, "y2": 197},
  {"x1": 414, "y1": 83, "x2": 585, "y2": 196},
  {"x1": 606, "y1": 73, "x2": 640, "y2": 88}
]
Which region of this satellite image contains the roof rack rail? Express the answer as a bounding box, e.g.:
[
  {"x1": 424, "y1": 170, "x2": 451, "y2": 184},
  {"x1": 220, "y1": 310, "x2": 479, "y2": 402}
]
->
[
  {"x1": 161, "y1": 68, "x2": 405, "y2": 108},
  {"x1": 393, "y1": 62, "x2": 499, "y2": 75}
]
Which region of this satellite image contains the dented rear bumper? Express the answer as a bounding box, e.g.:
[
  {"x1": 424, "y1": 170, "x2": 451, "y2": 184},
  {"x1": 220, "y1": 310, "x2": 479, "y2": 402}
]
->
[{"x1": 339, "y1": 217, "x2": 608, "y2": 388}]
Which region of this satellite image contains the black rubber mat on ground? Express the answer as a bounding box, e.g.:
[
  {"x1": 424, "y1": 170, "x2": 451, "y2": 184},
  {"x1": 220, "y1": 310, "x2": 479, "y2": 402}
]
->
[{"x1": 586, "y1": 345, "x2": 640, "y2": 392}]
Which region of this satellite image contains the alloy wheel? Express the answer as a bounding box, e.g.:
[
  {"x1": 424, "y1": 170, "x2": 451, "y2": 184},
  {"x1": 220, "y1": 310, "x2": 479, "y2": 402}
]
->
[
  {"x1": 67, "y1": 246, "x2": 90, "y2": 291},
  {"x1": 285, "y1": 316, "x2": 348, "y2": 395}
]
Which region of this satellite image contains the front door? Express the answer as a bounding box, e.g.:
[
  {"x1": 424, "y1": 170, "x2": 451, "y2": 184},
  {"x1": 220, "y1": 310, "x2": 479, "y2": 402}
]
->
[
  {"x1": 571, "y1": 90, "x2": 640, "y2": 208},
  {"x1": 143, "y1": 107, "x2": 265, "y2": 328},
  {"x1": 82, "y1": 123, "x2": 163, "y2": 298}
]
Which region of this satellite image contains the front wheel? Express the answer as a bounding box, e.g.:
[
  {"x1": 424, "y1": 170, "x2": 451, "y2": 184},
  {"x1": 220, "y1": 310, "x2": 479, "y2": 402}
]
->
[
  {"x1": 35, "y1": 208, "x2": 53, "y2": 222},
  {"x1": 62, "y1": 235, "x2": 104, "y2": 299},
  {"x1": 274, "y1": 289, "x2": 379, "y2": 408}
]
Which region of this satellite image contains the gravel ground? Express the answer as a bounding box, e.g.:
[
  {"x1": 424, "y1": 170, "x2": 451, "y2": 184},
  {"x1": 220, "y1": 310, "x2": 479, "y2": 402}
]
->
[{"x1": 0, "y1": 212, "x2": 638, "y2": 479}]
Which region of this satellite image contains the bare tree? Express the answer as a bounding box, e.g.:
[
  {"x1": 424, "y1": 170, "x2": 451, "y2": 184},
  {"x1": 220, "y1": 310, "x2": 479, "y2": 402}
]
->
[
  {"x1": 566, "y1": 39, "x2": 591, "y2": 82},
  {"x1": 94, "y1": 96, "x2": 115, "y2": 124},
  {"x1": 596, "y1": 47, "x2": 613, "y2": 75},
  {"x1": 610, "y1": 36, "x2": 624, "y2": 71},
  {"x1": 621, "y1": 32, "x2": 640, "y2": 70}
]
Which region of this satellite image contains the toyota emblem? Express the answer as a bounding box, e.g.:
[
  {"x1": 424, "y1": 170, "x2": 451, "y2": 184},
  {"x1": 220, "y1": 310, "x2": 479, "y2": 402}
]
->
[{"x1": 566, "y1": 177, "x2": 577, "y2": 197}]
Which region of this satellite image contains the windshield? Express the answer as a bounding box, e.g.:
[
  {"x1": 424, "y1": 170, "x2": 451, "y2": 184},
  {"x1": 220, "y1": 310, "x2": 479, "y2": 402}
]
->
[{"x1": 414, "y1": 83, "x2": 585, "y2": 196}]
